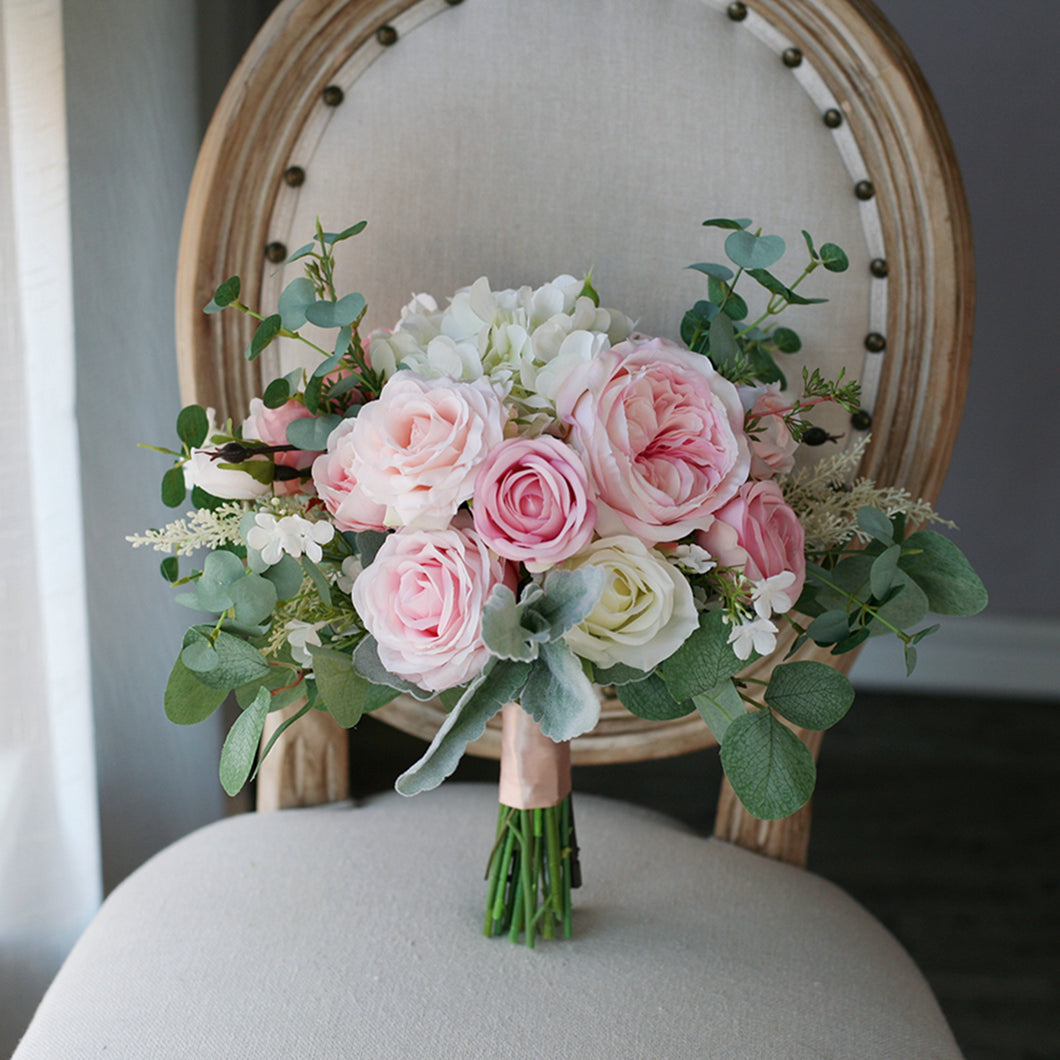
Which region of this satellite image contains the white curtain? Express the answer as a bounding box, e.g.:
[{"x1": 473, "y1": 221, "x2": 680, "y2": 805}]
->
[{"x1": 0, "y1": 0, "x2": 100, "y2": 1054}]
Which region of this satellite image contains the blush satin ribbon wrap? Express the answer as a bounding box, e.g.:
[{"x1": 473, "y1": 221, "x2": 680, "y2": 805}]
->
[{"x1": 497, "y1": 702, "x2": 572, "y2": 810}]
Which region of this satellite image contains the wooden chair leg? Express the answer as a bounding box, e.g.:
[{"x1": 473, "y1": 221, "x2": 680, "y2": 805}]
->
[
  {"x1": 256, "y1": 703, "x2": 349, "y2": 811},
  {"x1": 713, "y1": 728, "x2": 823, "y2": 868}
]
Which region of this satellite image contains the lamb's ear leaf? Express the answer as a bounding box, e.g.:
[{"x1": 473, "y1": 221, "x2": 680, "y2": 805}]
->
[{"x1": 395, "y1": 661, "x2": 531, "y2": 796}]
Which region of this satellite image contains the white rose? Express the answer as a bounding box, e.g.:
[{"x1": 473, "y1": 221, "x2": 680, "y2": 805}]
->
[
  {"x1": 183, "y1": 448, "x2": 270, "y2": 500},
  {"x1": 561, "y1": 535, "x2": 699, "y2": 672}
]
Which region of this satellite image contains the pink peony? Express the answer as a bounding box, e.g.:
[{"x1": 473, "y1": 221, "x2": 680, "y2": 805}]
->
[
  {"x1": 554, "y1": 337, "x2": 750, "y2": 543},
  {"x1": 351, "y1": 519, "x2": 513, "y2": 692},
  {"x1": 343, "y1": 371, "x2": 507, "y2": 530},
  {"x1": 311, "y1": 419, "x2": 388, "y2": 532},
  {"x1": 472, "y1": 436, "x2": 595, "y2": 572},
  {"x1": 744, "y1": 384, "x2": 797, "y2": 479},
  {"x1": 695, "y1": 479, "x2": 806, "y2": 600}
]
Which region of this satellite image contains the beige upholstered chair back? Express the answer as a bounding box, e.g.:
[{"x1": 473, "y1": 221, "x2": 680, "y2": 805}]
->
[{"x1": 176, "y1": 0, "x2": 972, "y2": 860}]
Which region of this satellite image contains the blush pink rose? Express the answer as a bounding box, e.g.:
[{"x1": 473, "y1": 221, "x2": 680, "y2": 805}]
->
[
  {"x1": 695, "y1": 479, "x2": 806, "y2": 599},
  {"x1": 242, "y1": 398, "x2": 316, "y2": 469},
  {"x1": 743, "y1": 384, "x2": 797, "y2": 479},
  {"x1": 472, "y1": 435, "x2": 595, "y2": 572},
  {"x1": 554, "y1": 337, "x2": 751, "y2": 543},
  {"x1": 351, "y1": 519, "x2": 513, "y2": 692},
  {"x1": 311, "y1": 418, "x2": 388, "y2": 532},
  {"x1": 344, "y1": 371, "x2": 507, "y2": 530}
]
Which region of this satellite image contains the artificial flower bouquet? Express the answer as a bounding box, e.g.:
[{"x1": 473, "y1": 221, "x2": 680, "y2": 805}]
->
[{"x1": 131, "y1": 218, "x2": 986, "y2": 945}]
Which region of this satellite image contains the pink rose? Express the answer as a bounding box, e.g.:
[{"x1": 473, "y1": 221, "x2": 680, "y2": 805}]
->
[
  {"x1": 351, "y1": 520, "x2": 513, "y2": 692},
  {"x1": 554, "y1": 337, "x2": 750, "y2": 543},
  {"x1": 695, "y1": 480, "x2": 806, "y2": 599},
  {"x1": 472, "y1": 436, "x2": 595, "y2": 572},
  {"x1": 242, "y1": 398, "x2": 316, "y2": 469},
  {"x1": 344, "y1": 371, "x2": 507, "y2": 530},
  {"x1": 311, "y1": 419, "x2": 388, "y2": 532},
  {"x1": 743, "y1": 384, "x2": 797, "y2": 479}
]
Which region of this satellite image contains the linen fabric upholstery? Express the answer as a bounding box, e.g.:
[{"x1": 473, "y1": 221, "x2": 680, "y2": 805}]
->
[{"x1": 16, "y1": 785, "x2": 962, "y2": 1059}]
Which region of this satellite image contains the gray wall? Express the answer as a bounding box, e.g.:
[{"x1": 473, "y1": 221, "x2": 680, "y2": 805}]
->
[{"x1": 63, "y1": 0, "x2": 1057, "y2": 900}]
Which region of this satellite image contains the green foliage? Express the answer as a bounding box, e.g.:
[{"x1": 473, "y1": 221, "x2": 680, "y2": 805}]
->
[
  {"x1": 245, "y1": 314, "x2": 282, "y2": 361},
  {"x1": 819, "y1": 243, "x2": 849, "y2": 272},
  {"x1": 395, "y1": 660, "x2": 532, "y2": 796},
  {"x1": 521, "y1": 640, "x2": 601, "y2": 740},
  {"x1": 725, "y1": 230, "x2": 786, "y2": 270},
  {"x1": 164, "y1": 655, "x2": 228, "y2": 725},
  {"x1": 692, "y1": 680, "x2": 743, "y2": 743},
  {"x1": 617, "y1": 672, "x2": 694, "y2": 721},
  {"x1": 899, "y1": 530, "x2": 988, "y2": 616},
  {"x1": 219, "y1": 686, "x2": 271, "y2": 796},
  {"x1": 287, "y1": 413, "x2": 342, "y2": 451},
  {"x1": 763, "y1": 661, "x2": 854, "y2": 730},
  {"x1": 720, "y1": 709, "x2": 816, "y2": 820},
  {"x1": 160, "y1": 556, "x2": 179, "y2": 583},
  {"x1": 204, "y1": 275, "x2": 240, "y2": 313},
  {"x1": 658, "y1": 610, "x2": 750, "y2": 701},
  {"x1": 310, "y1": 645, "x2": 397, "y2": 727},
  {"x1": 161, "y1": 466, "x2": 186, "y2": 508},
  {"x1": 185, "y1": 628, "x2": 271, "y2": 690},
  {"x1": 176, "y1": 405, "x2": 209, "y2": 448}
]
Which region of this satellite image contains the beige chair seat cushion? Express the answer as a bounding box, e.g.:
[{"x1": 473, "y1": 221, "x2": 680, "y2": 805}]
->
[{"x1": 16, "y1": 785, "x2": 962, "y2": 1059}]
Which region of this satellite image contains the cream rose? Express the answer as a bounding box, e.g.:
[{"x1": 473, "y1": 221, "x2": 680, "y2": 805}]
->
[{"x1": 561, "y1": 535, "x2": 698, "y2": 672}]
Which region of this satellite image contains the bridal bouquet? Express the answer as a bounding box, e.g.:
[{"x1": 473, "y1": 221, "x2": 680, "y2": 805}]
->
[{"x1": 131, "y1": 218, "x2": 985, "y2": 944}]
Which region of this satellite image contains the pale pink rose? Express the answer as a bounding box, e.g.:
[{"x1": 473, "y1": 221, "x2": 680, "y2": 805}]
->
[
  {"x1": 352, "y1": 520, "x2": 513, "y2": 692},
  {"x1": 695, "y1": 479, "x2": 806, "y2": 600},
  {"x1": 242, "y1": 398, "x2": 316, "y2": 469},
  {"x1": 554, "y1": 337, "x2": 750, "y2": 543},
  {"x1": 345, "y1": 371, "x2": 508, "y2": 529},
  {"x1": 743, "y1": 384, "x2": 797, "y2": 479},
  {"x1": 311, "y1": 419, "x2": 388, "y2": 532},
  {"x1": 472, "y1": 436, "x2": 595, "y2": 572}
]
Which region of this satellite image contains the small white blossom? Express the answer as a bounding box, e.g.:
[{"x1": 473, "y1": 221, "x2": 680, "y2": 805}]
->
[
  {"x1": 671, "y1": 543, "x2": 717, "y2": 575},
  {"x1": 286, "y1": 620, "x2": 327, "y2": 668},
  {"x1": 727, "y1": 615, "x2": 778, "y2": 660},
  {"x1": 336, "y1": 555, "x2": 363, "y2": 595},
  {"x1": 245, "y1": 512, "x2": 334, "y2": 565},
  {"x1": 751, "y1": 571, "x2": 797, "y2": 618}
]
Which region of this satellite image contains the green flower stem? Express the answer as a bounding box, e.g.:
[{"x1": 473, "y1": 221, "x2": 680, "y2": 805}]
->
[
  {"x1": 807, "y1": 566, "x2": 913, "y2": 643},
  {"x1": 485, "y1": 796, "x2": 576, "y2": 946}
]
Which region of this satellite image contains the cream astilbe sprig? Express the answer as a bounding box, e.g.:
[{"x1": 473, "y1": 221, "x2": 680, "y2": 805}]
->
[
  {"x1": 780, "y1": 437, "x2": 953, "y2": 554},
  {"x1": 126, "y1": 501, "x2": 249, "y2": 556}
]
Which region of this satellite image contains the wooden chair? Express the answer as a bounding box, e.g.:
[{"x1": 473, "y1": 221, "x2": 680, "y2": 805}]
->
[{"x1": 16, "y1": 1, "x2": 973, "y2": 1056}]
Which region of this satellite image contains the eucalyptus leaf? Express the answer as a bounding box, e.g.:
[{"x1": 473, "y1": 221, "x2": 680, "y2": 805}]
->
[
  {"x1": 229, "y1": 572, "x2": 278, "y2": 627},
  {"x1": 395, "y1": 660, "x2": 531, "y2": 796},
  {"x1": 805, "y1": 609, "x2": 852, "y2": 646},
  {"x1": 904, "y1": 643, "x2": 918, "y2": 676},
  {"x1": 310, "y1": 645, "x2": 395, "y2": 727},
  {"x1": 771, "y1": 326, "x2": 801, "y2": 353},
  {"x1": 282, "y1": 240, "x2": 316, "y2": 266},
  {"x1": 870, "y1": 544, "x2": 902, "y2": 600},
  {"x1": 764, "y1": 661, "x2": 855, "y2": 730},
  {"x1": 304, "y1": 292, "x2": 366, "y2": 329},
  {"x1": 692, "y1": 680, "x2": 744, "y2": 743},
  {"x1": 191, "y1": 628, "x2": 271, "y2": 690},
  {"x1": 160, "y1": 556, "x2": 179, "y2": 583},
  {"x1": 801, "y1": 230, "x2": 818, "y2": 260},
  {"x1": 262, "y1": 377, "x2": 291, "y2": 409},
  {"x1": 521, "y1": 641, "x2": 601, "y2": 740},
  {"x1": 164, "y1": 655, "x2": 228, "y2": 725},
  {"x1": 176, "y1": 405, "x2": 210, "y2": 448},
  {"x1": 219, "y1": 686, "x2": 271, "y2": 796},
  {"x1": 659, "y1": 610, "x2": 749, "y2": 701},
  {"x1": 719, "y1": 709, "x2": 816, "y2": 820},
  {"x1": 857, "y1": 506, "x2": 894, "y2": 545},
  {"x1": 287, "y1": 413, "x2": 342, "y2": 451},
  {"x1": 262, "y1": 554, "x2": 304, "y2": 600},
  {"x1": 746, "y1": 268, "x2": 826, "y2": 306},
  {"x1": 593, "y1": 661, "x2": 651, "y2": 686},
  {"x1": 899, "y1": 530, "x2": 988, "y2": 616},
  {"x1": 702, "y1": 217, "x2": 752, "y2": 230},
  {"x1": 161, "y1": 466, "x2": 186, "y2": 508},
  {"x1": 708, "y1": 311, "x2": 737, "y2": 364},
  {"x1": 354, "y1": 530, "x2": 389, "y2": 566},
  {"x1": 277, "y1": 276, "x2": 317, "y2": 330},
  {"x1": 301, "y1": 556, "x2": 332, "y2": 607},
  {"x1": 310, "y1": 349, "x2": 346, "y2": 380},
  {"x1": 617, "y1": 671, "x2": 694, "y2": 721},
  {"x1": 687, "y1": 261, "x2": 734, "y2": 281},
  {"x1": 820, "y1": 243, "x2": 850, "y2": 272},
  {"x1": 246, "y1": 314, "x2": 282, "y2": 361},
  {"x1": 322, "y1": 221, "x2": 368, "y2": 244},
  {"x1": 205, "y1": 275, "x2": 240, "y2": 313},
  {"x1": 725, "y1": 230, "x2": 785, "y2": 270},
  {"x1": 180, "y1": 628, "x2": 219, "y2": 673}
]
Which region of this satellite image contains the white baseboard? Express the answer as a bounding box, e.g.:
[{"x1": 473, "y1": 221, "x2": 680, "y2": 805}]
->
[{"x1": 848, "y1": 614, "x2": 1060, "y2": 701}]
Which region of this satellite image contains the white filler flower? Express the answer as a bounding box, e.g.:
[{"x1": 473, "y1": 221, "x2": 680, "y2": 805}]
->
[
  {"x1": 727, "y1": 615, "x2": 778, "y2": 660},
  {"x1": 246, "y1": 513, "x2": 334, "y2": 565},
  {"x1": 751, "y1": 571, "x2": 797, "y2": 618}
]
